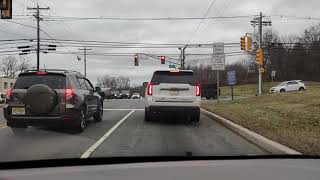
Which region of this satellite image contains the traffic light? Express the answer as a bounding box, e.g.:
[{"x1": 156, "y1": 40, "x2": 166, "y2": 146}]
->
[
  {"x1": 134, "y1": 54, "x2": 139, "y2": 66},
  {"x1": 1, "y1": 0, "x2": 12, "y2": 19},
  {"x1": 247, "y1": 37, "x2": 252, "y2": 51},
  {"x1": 256, "y1": 48, "x2": 263, "y2": 65},
  {"x1": 240, "y1": 37, "x2": 245, "y2": 50},
  {"x1": 160, "y1": 56, "x2": 165, "y2": 64}
]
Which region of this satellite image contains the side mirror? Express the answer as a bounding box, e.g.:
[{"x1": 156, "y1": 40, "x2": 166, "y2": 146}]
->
[
  {"x1": 95, "y1": 87, "x2": 101, "y2": 92},
  {"x1": 143, "y1": 82, "x2": 148, "y2": 88}
]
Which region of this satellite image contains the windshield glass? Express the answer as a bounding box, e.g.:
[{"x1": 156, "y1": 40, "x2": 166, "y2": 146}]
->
[{"x1": 0, "y1": 0, "x2": 319, "y2": 166}]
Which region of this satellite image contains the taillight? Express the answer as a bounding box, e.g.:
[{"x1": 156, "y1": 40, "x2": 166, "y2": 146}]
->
[
  {"x1": 6, "y1": 88, "x2": 12, "y2": 99},
  {"x1": 65, "y1": 88, "x2": 74, "y2": 100},
  {"x1": 36, "y1": 71, "x2": 48, "y2": 75},
  {"x1": 196, "y1": 85, "x2": 201, "y2": 96},
  {"x1": 147, "y1": 83, "x2": 153, "y2": 96}
]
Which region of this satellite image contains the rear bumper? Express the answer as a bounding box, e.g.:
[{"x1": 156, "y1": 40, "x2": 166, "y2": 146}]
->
[
  {"x1": 3, "y1": 106, "x2": 80, "y2": 127},
  {"x1": 147, "y1": 106, "x2": 200, "y2": 115}
]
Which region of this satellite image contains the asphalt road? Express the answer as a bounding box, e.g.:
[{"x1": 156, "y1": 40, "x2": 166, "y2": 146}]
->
[{"x1": 0, "y1": 99, "x2": 268, "y2": 162}]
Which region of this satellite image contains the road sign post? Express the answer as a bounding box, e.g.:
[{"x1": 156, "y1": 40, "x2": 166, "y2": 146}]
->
[
  {"x1": 227, "y1": 70, "x2": 236, "y2": 101},
  {"x1": 271, "y1": 70, "x2": 276, "y2": 82},
  {"x1": 212, "y1": 43, "x2": 225, "y2": 103}
]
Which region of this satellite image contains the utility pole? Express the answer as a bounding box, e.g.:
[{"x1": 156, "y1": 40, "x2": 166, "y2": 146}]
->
[
  {"x1": 250, "y1": 12, "x2": 272, "y2": 95},
  {"x1": 179, "y1": 45, "x2": 187, "y2": 70},
  {"x1": 27, "y1": 4, "x2": 50, "y2": 70},
  {"x1": 78, "y1": 47, "x2": 92, "y2": 77}
]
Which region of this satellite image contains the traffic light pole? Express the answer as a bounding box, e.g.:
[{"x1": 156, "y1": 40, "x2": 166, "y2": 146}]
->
[{"x1": 258, "y1": 12, "x2": 263, "y2": 95}]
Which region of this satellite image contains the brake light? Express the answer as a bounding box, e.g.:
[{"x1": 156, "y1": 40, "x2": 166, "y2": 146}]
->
[
  {"x1": 36, "y1": 71, "x2": 48, "y2": 75},
  {"x1": 147, "y1": 83, "x2": 153, "y2": 96},
  {"x1": 196, "y1": 85, "x2": 201, "y2": 96},
  {"x1": 65, "y1": 88, "x2": 74, "y2": 100},
  {"x1": 6, "y1": 88, "x2": 12, "y2": 99}
]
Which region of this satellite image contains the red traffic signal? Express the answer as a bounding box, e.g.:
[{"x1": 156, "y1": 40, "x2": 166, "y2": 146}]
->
[{"x1": 160, "y1": 56, "x2": 165, "y2": 64}]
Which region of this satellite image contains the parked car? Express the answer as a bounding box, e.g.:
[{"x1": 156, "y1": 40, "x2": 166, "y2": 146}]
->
[
  {"x1": 107, "y1": 91, "x2": 120, "y2": 99},
  {"x1": 131, "y1": 93, "x2": 141, "y2": 99},
  {"x1": 4, "y1": 69, "x2": 104, "y2": 133},
  {"x1": 120, "y1": 90, "x2": 130, "y2": 99},
  {"x1": 270, "y1": 80, "x2": 306, "y2": 93},
  {"x1": 201, "y1": 83, "x2": 220, "y2": 99},
  {"x1": 144, "y1": 70, "x2": 201, "y2": 122}
]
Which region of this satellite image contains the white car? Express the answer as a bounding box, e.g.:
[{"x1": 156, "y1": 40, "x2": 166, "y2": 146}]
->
[
  {"x1": 270, "y1": 80, "x2": 306, "y2": 93},
  {"x1": 144, "y1": 70, "x2": 201, "y2": 122},
  {"x1": 131, "y1": 93, "x2": 141, "y2": 99},
  {"x1": 0, "y1": 93, "x2": 5, "y2": 103}
]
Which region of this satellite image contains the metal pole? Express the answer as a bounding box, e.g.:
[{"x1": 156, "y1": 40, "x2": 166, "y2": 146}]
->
[
  {"x1": 36, "y1": 4, "x2": 40, "y2": 70},
  {"x1": 217, "y1": 70, "x2": 219, "y2": 103},
  {"x1": 258, "y1": 12, "x2": 263, "y2": 95},
  {"x1": 84, "y1": 47, "x2": 87, "y2": 77}
]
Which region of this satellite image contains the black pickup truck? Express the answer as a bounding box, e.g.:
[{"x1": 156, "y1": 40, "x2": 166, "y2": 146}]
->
[{"x1": 201, "y1": 84, "x2": 219, "y2": 99}]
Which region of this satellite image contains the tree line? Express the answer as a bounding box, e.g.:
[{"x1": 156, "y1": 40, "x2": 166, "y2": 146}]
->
[
  {"x1": 189, "y1": 23, "x2": 320, "y2": 85},
  {"x1": 0, "y1": 56, "x2": 32, "y2": 78}
]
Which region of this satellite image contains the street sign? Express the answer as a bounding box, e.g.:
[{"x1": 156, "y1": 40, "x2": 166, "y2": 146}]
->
[
  {"x1": 271, "y1": 70, "x2": 276, "y2": 77},
  {"x1": 212, "y1": 43, "x2": 225, "y2": 70},
  {"x1": 169, "y1": 64, "x2": 176, "y2": 68},
  {"x1": 227, "y1": 70, "x2": 236, "y2": 86}
]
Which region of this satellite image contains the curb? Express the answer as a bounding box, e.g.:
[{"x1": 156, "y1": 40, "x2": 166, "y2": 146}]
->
[{"x1": 201, "y1": 108, "x2": 302, "y2": 155}]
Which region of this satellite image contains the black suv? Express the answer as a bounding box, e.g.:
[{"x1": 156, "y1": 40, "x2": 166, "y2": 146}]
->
[{"x1": 4, "y1": 69, "x2": 104, "y2": 133}]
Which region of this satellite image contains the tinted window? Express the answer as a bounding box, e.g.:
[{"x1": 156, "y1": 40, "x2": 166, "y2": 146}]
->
[
  {"x1": 69, "y1": 75, "x2": 81, "y2": 89},
  {"x1": 14, "y1": 74, "x2": 66, "y2": 89},
  {"x1": 77, "y1": 77, "x2": 88, "y2": 90},
  {"x1": 151, "y1": 71, "x2": 196, "y2": 84}
]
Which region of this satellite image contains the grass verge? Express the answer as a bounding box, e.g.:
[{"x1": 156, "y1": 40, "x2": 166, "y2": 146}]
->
[{"x1": 202, "y1": 82, "x2": 320, "y2": 155}]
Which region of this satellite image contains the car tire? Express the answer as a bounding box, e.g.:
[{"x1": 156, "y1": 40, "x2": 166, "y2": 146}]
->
[
  {"x1": 299, "y1": 87, "x2": 305, "y2": 91},
  {"x1": 192, "y1": 112, "x2": 200, "y2": 123},
  {"x1": 73, "y1": 108, "x2": 86, "y2": 133},
  {"x1": 144, "y1": 108, "x2": 151, "y2": 122},
  {"x1": 93, "y1": 102, "x2": 103, "y2": 122},
  {"x1": 280, "y1": 89, "x2": 286, "y2": 93}
]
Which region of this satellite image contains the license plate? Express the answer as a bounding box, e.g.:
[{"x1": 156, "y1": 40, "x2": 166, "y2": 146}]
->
[
  {"x1": 169, "y1": 91, "x2": 179, "y2": 96},
  {"x1": 12, "y1": 107, "x2": 25, "y2": 115}
]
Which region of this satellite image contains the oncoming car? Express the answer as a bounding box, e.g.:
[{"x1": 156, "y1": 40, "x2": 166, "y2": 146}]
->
[
  {"x1": 144, "y1": 70, "x2": 201, "y2": 122},
  {"x1": 270, "y1": 80, "x2": 306, "y2": 93}
]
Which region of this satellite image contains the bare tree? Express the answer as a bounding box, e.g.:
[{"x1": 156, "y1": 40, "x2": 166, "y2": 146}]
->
[
  {"x1": 97, "y1": 75, "x2": 130, "y2": 90},
  {"x1": 17, "y1": 56, "x2": 32, "y2": 73},
  {"x1": 0, "y1": 56, "x2": 19, "y2": 78}
]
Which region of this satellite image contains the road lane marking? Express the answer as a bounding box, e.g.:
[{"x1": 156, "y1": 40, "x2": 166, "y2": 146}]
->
[
  {"x1": 80, "y1": 110, "x2": 135, "y2": 159},
  {"x1": 103, "y1": 109, "x2": 144, "y2": 111}
]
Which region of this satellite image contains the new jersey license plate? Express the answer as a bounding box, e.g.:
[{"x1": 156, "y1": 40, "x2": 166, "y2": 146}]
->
[
  {"x1": 12, "y1": 107, "x2": 25, "y2": 115},
  {"x1": 169, "y1": 90, "x2": 179, "y2": 96}
]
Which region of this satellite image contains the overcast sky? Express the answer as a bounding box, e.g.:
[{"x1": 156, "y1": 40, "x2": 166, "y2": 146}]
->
[{"x1": 1, "y1": 0, "x2": 320, "y2": 86}]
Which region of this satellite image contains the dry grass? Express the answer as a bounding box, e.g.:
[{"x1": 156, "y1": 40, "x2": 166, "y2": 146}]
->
[{"x1": 202, "y1": 82, "x2": 320, "y2": 155}]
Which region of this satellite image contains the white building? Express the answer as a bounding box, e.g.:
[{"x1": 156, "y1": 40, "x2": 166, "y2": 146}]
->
[{"x1": 0, "y1": 77, "x2": 17, "y2": 94}]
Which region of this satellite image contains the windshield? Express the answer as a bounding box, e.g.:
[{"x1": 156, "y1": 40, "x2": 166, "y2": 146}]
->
[{"x1": 1, "y1": 0, "x2": 320, "y2": 166}]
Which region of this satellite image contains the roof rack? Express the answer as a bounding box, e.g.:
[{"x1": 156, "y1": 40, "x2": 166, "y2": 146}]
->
[{"x1": 23, "y1": 69, "x2": 82, "y2": 74}]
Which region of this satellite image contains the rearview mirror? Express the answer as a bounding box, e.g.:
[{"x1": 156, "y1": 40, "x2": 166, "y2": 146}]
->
[
  {"x1": 143, "y1": 82, "x2": 148, "y2": 88},
  {"x1": 95, "y1": 87, "x2": 101, "y2": 92}
]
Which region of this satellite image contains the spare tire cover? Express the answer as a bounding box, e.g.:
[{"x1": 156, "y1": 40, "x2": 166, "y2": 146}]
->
[{"x1": 24, "y1": 84, "x2": 58, "y2": 115}]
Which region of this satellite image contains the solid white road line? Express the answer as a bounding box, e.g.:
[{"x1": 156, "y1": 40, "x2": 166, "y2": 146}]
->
[
  {"x1": 80, "y1": 110, "x2": 135, "y2": 159},
  {"x1": 103, "y1": 109, "x2": 144, "y2": 111}
]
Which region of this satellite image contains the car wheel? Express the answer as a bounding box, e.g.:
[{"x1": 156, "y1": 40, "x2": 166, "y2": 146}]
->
[
  {"x1": 93, "y1": 102, "x2": 103, "y2": 122},
  {"x1": 192, "y1": 112, "x2": 200, "y2": 123},
  {"x1": 144, "y1": 108, "x2": 151, "y2": 122},
  {"x1": 280, "y1": 89, "x2": 285, "y2": 93},
  {"x1": 299, "y1": 87, "x2": 305, "y2": 91},
  {"x1": 74, "y1": 108, "x2": 86, "y2": 133}
]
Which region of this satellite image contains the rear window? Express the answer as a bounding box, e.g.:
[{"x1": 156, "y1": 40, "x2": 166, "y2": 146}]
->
[
  {"x1": 151, "y1": 71, "x2": 196, "y2": 84},
  {"x1": 14, "y1": 74, "x2": 66, "y2": 89}
]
